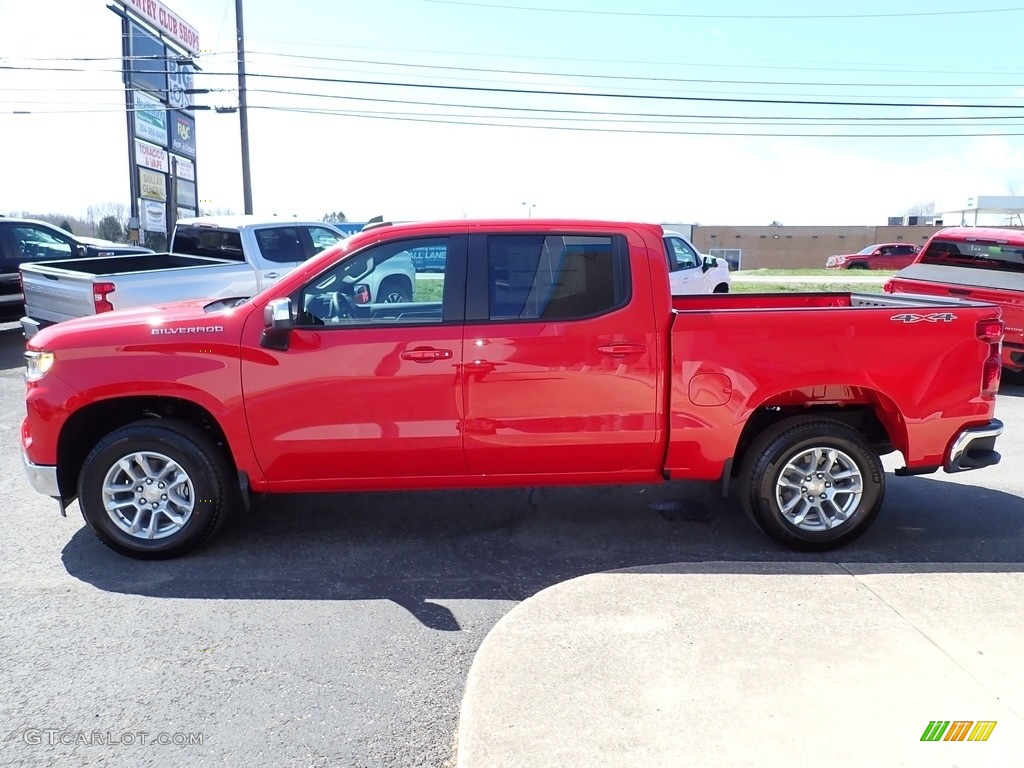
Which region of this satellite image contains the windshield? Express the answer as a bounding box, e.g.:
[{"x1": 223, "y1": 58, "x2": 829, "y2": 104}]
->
[
  {"x1": 857, "y1": 245, "x2": 878, "y2": 255},
  {"x1": 918, "y1": 238, "x2": 1024, "y2": 274}
]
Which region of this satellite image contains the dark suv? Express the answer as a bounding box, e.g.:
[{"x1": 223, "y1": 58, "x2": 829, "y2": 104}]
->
[{"x1": 0, "y1": 218, "x2": 152, "y2": 321}]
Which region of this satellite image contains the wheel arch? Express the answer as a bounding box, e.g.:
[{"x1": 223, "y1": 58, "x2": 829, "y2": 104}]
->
[
  {"x1": 56, "y1": 396, "x2": 236, "y2": 501},
  {"x1": 730, "y1": 387, "x2": 908, "y2": 477}
]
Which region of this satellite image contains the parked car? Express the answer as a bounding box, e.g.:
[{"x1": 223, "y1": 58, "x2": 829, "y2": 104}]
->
[
  {"x1": 664, "y1": 231, "x2": 730, "y2": 294},
  {"x1": 826, "y1": 243, "x2": 920, "y2": 270},
  {"x1": 885, "y1": 226, "x2": 1024, "y2": 376},
  {"x1": 22, "y1": 219, "x2": 1003, "y2": 559},
  {"x1": 0, "y1": 218, "x2": 151, "y2": 322},
  {"x1": 19, "y1": 216, "x2": 415, "y2": 336}
]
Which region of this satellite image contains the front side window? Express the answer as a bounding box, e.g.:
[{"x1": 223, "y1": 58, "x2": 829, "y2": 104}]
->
[
  {"x1": 309, "y1": 226, "x2": 344, "y2": 253},
  {"x1": 10, "y1": 225, "x2": 74, "y2": 261},
  {"x1": 486, "y1": 234, "x2": 626, "y2": 321},
  {"x1": 297, "y1": 237, "x2": 447, "y2": 327},
  {"x1": 667, "y1": 237, "x2": 700, "y2": 271}
]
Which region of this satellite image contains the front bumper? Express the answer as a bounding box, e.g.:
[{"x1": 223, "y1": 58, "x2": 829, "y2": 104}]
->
[
  {"x1": 22, "y1": 449, "x2": 63, "y2": 500},
  {"x1": 945, "y1": 419, "x2": 1003, "y2": 473}
]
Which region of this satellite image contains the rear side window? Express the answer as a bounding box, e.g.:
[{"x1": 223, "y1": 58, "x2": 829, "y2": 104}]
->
[
  {"x1": 486, "y1": 234, "x2": 628, "y2": 321},
  {"x1": 255, "y1": 227, "x2": 305, "y2": 264},
  {"x1": 919, "y1": 238, "x2": 1024, "y2": 274}
]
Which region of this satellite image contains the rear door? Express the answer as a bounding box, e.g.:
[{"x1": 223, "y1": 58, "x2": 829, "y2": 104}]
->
[{"x1": 461, "y1": 230, "x2": 661, "y2": 476}]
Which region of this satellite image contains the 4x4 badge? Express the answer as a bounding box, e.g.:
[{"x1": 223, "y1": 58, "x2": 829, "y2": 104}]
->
[{"x1": 890, "y1": 312, "x2": 957, "y2": 323}]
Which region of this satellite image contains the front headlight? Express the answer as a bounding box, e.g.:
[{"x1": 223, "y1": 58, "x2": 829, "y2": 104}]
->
[{"x1": 25, "y1": 350, "x2": 55, "y2": 382}]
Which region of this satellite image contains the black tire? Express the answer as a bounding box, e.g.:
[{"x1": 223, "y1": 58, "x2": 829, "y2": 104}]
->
[
  {"x1": 77, "y1": 419, "x2": 234, "y2": 559},
  {"x1": 713, "y1": 283, "x2": 729, "y2": 293},
  {"x1": 738, "y1": 416, "x2": 884, "y2": 551},
  {"x1": 378, "y1": 277, "x2": 412, "y2": 303},
  {"x1": 847, "y1": 263, "x2": 869, "y2": 270}
]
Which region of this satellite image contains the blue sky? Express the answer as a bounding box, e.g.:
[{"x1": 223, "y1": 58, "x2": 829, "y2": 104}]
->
[{"x1": 2, "y1": 0, "x2": 1024, "y2": 225}]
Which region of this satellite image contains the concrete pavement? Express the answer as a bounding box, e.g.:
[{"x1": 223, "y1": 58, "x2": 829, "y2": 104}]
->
[{"x1": 457, "y1": 562, "x2": 1024, "y2": 767}]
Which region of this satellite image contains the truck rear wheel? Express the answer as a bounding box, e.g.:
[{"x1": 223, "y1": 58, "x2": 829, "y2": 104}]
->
[
  {"x1": 739, "y1": 417, "x2": 884, "y2": 551},
  {"x1": 77, "y1": 419, "x2": 233, "y2": 559}
]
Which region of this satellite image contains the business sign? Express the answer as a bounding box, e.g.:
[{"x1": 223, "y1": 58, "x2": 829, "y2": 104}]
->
[
  {"x1": 173, "y1": 155, "x2": 194, "y2": 182},
  {"x1": 142, "y1": 199, "x2": 167, "y2": 233},
  {"x1": 176, "y1": 178, "x2": 197, "y2": 208},
  {"x1": 115, "y1": 0, "x2": 199, "y2": 56},
  {"x1": 140, "y1": 168, "x2": 167, "y2": 201},
  {"x1": 171, "y1": 112, "x2": 196, "y2": 157},
  {"x1": 135, "y1": 139, "x2": 169, "y2": 172},
  {"x1": 133, "y1": 91, "x2": 167, "y2": 146},
  {"x1": 128, "y1": 23, "x2": 167, "y2": 96},
  {"x1": 168, "y1": 59, "x2": 195, "y2": 111},
  {"x1": 177, "y1": 207, "x2": 197, "y2": 221}
]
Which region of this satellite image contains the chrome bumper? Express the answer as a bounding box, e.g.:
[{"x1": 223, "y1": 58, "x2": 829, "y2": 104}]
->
[
  {"x1": 945, "y1": 420, "x2": 1003, "y2": 473},
  {"x1": 21, "y1": 451, "x2": 67, "y2": 516}
]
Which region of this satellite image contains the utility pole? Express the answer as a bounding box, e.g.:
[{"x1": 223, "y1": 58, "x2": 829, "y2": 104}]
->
[{"x1": 236, "y1": 0, "x2": 253, "y2": 214}]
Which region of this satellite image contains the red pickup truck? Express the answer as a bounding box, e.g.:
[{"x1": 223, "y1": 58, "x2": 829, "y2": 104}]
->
[
  {"x1": 885, "y1": 227, "x2": 1024, "y2": 377},
  {"x1": 826, "y1": 242, "x2": 920, "y2": 270},
  {"x1": 22, "y1": 219, "x2": 1004, "y2": 559}
]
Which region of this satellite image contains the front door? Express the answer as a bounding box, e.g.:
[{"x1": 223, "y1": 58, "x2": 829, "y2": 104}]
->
[{"x1": 241, "y1": 234, "x2": 469, "y2": 485}]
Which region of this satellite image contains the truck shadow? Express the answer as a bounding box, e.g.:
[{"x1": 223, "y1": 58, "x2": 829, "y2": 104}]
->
[
  {"x1": 0, "y1": 325, "x2": 25, "y2": 368},
  {"x1": 61, "y1": 475, "x2": 1024, "y2": 630}
]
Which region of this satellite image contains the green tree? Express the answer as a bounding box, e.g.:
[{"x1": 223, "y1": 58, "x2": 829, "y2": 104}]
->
[
  {"x1": 96, "y1": 215, "x2": 125, "y2": 242},
  {"x1": 322, "y1": 210, "x2": 347, "y2": 223}
]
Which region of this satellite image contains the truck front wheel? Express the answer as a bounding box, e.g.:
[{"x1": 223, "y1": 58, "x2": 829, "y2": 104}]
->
[
  {"x1": 739, "y1": 417, "x2": 884, "y2": 551},
  {"x1": 77, "y1": 419, "x2": 233, "y2": 559}
]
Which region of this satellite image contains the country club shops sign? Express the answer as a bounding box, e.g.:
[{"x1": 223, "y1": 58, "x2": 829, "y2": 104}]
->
[{"x1": 114, "y1": 0, "x2": 199, "y2": 55}]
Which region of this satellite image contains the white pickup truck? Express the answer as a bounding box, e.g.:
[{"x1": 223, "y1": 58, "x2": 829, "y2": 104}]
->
[
  {"x1": 20, "y1": 216, "x2": 417, "y2": 337},
  {"x1": 664, "y1": 230, "x2": 731, "y2": 295}
]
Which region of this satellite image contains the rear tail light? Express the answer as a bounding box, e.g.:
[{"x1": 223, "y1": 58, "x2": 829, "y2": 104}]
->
[
  {"x1": 883, "y1": 281, "x2": 895, "y2": 294},
  {"x1": 977, "y1": 318, "x2": 1004, "y2": 395},
  {"x1": 354, "y1": 284, "x2": 370, "y2": 304},
  {"x1": 982, "y1": 355, "x2": 1002, "y2": 395},
  {"x1": 93, "y1": 282, "x2": 115, "y2": 314},
  {"x1": 976, "y1": 319, "x2": 1004, "y2": 343}
]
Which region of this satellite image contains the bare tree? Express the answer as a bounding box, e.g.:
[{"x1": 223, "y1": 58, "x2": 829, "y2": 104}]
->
[{"x1": 904, "y1": 201, "x2": 936, "y2": 217}]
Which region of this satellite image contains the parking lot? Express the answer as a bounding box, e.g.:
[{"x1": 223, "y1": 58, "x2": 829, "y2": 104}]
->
[{"x1": 1, "y1": 321, "x2": 1022, "y2": 767}]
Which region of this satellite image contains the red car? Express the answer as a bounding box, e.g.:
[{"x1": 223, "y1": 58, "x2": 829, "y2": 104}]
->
[
  {"x1": 22, "y1": 219, "x2": 1003, "y2": 558},
  {"x1": 826, "y1": 243, "x2": 920, "y2": 270}
]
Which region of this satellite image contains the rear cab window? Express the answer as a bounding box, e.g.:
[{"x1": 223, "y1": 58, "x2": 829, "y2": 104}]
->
[
  {"x1": 919, "y1": 238, "x2": 1024, "y2": 274},
  {"x1": 172, "y1": 226, "x2": 245, "y2": 261}
]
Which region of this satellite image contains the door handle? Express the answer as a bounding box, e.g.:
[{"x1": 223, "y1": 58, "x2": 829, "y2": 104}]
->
[
  {"x1": 597, "y1": 343, "x2": 646, "y2": 357},
  {"x1": 401, "y1": 347, "x2": 453, "y2": 363},
  {"x1": 265, "y1": 272, "x2": 280, "y2": 280}
]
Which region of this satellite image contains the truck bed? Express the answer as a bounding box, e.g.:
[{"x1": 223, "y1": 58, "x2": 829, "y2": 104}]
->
[{"x1": 21, "y1": 252, "x2": 253, "y2": 326}]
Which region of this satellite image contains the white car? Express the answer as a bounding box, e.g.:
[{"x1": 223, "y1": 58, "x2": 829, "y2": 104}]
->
[{"x1": 664, "y1": 231, "x2": 730, "y2": 294}]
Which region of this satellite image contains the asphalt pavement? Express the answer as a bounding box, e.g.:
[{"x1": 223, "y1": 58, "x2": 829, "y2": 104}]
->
[{"x1": 1, "y1": 322, "x2": 1022, "y2": 767}]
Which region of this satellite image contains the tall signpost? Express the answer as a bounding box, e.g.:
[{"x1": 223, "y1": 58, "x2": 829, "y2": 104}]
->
[{"x1": 109, "y1": 0, "x2": 199, "y2": 248}]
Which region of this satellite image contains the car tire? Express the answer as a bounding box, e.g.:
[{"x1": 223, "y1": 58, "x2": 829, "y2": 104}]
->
[
  {"x1": 713, "y1": 283, "x2": 729, "y2": 293},
  {"x1": 379, "y1": 277, "x2": 412, "y2": 303},
  {"x1": 847, "y1": 263, "x2": 869, "y2": 270},
  {"x1": 739, "y1": 416, "x2": 884, "y2": 551},
  {"x1": 77, "y1": 419, "x2": 234, "y2": 559}
]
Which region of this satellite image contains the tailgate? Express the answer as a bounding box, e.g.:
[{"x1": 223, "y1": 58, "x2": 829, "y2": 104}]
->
[
  {"x1": 888, "y1": 265, "x2": 1024, "y2": 355},
  {"x1": 20, "y1": 263, "x2": 97, "y2": 323}
]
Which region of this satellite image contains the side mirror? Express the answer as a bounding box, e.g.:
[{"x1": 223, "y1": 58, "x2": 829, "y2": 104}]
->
[
  {"x1": 263, "y1": 298, "x2": 293, "y2": 331},
  {"x1": 701, "y1": 256, "x2": 715, "y2": 272},
  {"x1": 260, "y1": 297, "x2": 293, "y2": 350},
  {"x1": 75, "y1": 244, "x2": 88, "y2": 257}
]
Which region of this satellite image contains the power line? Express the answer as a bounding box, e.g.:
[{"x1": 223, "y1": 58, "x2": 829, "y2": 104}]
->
[
  {"x1": 419, "y1": 0, "x2": 1024, "y2": 20},
  {"x1": 256, "y1": 103, "x2": 1024, "y2": 138}
]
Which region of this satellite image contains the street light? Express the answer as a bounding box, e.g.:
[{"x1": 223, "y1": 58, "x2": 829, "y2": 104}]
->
[{"x1": 521, "y1": 202, "x2": 535, "y2": 218}]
